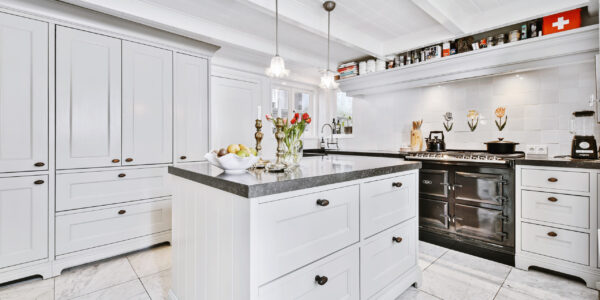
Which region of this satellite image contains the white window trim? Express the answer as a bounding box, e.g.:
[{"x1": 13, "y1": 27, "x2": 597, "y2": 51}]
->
[{"x1": 271, "y1": 83, "x2": 318, "y2": 138}]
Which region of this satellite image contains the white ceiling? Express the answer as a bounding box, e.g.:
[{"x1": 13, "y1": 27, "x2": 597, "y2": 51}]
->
[{"x1": 60, "y1": 0, "x2": 593, "y2": 79}]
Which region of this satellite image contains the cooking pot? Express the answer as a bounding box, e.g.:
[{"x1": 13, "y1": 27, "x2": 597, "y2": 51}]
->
[
  {"x1": 426, "y1": 131, "x2": 446, "y2": 152},
  {"x1": 485, "y1": 138, "x2": 519, "y2": 154}
]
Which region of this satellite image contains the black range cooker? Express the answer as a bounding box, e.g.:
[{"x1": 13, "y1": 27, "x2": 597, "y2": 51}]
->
[{"x1": 405, "y1": 150, "x2": 525, "y2": 266}]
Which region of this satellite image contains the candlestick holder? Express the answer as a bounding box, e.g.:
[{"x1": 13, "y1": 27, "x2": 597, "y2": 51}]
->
[
  {"x1": 267, "y1": 117, "x2": 287, "y2": 172},
  {"x1": 254, "y1": 119, "x2": 263, "y2": 155}
]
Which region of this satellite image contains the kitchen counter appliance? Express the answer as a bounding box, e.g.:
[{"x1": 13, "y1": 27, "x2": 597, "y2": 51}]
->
[
  {"x1": 570, "y1": 110, "x2": 598, "y2": 159},
  {"x1": 425, "y1": 131, "x2": 446, "y2": 152},
  {"x1": 405, "y1": 150, "x2": 524, "y2": 265}
]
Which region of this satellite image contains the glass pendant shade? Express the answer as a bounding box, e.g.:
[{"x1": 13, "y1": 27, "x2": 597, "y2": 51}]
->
[
  {"x1": 319, "y1": 69, "x2": 338, "y2": 89},
  {"x1": 266, "y1": 55, "x2": 289, "y2": 78}
]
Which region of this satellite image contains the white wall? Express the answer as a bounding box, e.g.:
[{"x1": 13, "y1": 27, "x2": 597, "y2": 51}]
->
[{"x1": 338, "y1": 62, "x2": 598, "y2": 157}]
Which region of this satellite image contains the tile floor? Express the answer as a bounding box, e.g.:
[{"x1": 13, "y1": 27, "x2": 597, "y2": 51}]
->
[{"x1": 0, "y1": 241, "x2": 597, "y2": 300}]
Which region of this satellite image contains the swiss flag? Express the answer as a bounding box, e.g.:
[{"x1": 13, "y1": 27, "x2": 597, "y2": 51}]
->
[{"x1": 543, "y1": 8, "x2": 581, "y2": 35}]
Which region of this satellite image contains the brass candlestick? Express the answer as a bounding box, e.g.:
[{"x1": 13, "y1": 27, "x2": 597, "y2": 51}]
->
[
  {"x1": 254, "y1": 119, "x2": 263, "y2": 155},
  {"x1": 268, "y1": 117, "x2": 287, "y2": 171}
]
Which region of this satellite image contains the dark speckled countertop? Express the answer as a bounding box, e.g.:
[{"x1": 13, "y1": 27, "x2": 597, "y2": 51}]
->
[
  {"x1": 168, "y1": 155, "x2": 421, "y2": 198},
  {"x1": 515, "y1": 157, "x2": 600, "y2": 169}
]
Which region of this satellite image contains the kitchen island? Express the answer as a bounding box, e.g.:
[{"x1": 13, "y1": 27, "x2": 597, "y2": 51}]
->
[{"x1": 168, "y1": 155, "x2": 421, "y2": 300}]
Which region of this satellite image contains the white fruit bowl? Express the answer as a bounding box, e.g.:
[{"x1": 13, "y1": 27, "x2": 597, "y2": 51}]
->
[{"x1": 204, "y1": 152, "x2": 259, "y2": 174}]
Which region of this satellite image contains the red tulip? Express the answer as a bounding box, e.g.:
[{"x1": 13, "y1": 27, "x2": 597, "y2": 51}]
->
[
  {"x1": 294, "y1": 113, "x2": 300, "y2": 120},
  {"x1": 306, "y1": 118, "x2": 311, "y2": 124},
  {"x1": 290, "y1": 118, "x2": 297, "y2": 124},
  {"x1": 302, "y1": 113, "x2": 309, "y2": 120}
]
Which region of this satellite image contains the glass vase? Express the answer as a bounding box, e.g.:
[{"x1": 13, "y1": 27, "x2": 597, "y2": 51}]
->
[{"x1": 283, "y1": 136, "x2": 303, "y2": 166}]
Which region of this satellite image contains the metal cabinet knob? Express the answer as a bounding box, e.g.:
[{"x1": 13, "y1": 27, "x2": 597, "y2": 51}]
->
[
  {"x1": 180, "y1": 155, "x2": 187, "y2": 160},
  {"x1": 547, "y1": 177, "x2": 558, "y2": 182},
  {"x1": 392, "y1": 236, "x2": 403, "y2": 243},
  {"x1": 118, "y1": 173, "x2": 126, "y2": 178},
  {"x1": 34, "y1": 162, "x2": 45, "y2": 167},
  {"x1": 125, "y1": 158, "x2": 133, "y2": 162},
  {"x1": 315, "y1": 275, "x2": 328, "y2": 285},
  {"x1": 118, "y1": 210, "x2": 126, "y2": 215},
  {"x1": 316, "y1": 199, "x2": 330, "y2": 207},
  {"x1": 392, "y1": 182, "x2": 403, "y2": 188},
  {"x1": 547, "y1": 197, "x2": 558, "y2": 202},
  {"x1": 547, "y1": 231, "x2": 558, "y2": 237},
  {"x1": 112, "y1": 159, "x2": 120, "y2": 163},
  {"x1": 34, "y1": 180, "x2": 44, "y2": 185}
]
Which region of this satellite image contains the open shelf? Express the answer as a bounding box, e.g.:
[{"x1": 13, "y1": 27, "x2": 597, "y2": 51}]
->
[{"x1": 338, "y1": 25, "x2": 599, "y2": 97}]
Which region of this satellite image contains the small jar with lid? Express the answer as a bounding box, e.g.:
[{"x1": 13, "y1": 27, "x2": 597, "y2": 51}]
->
[
  {"x1": 508, "y1": 30, "x2": 520, "y2": 42},
  {"x1": 496, "y1": 33, "x2": 505, "y2": 45}
]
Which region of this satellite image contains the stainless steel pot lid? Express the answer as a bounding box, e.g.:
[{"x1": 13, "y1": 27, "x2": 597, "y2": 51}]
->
[{"x1": 484, "y1": 138, "x2": 519, "y2": 145}]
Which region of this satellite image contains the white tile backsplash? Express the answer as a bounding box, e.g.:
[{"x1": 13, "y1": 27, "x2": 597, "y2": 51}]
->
[{"x1": 339, "y1": 62, "x2": 598, "y2": 157}]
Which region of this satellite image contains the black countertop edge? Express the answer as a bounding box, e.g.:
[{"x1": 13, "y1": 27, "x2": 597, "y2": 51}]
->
[
  {"x1": 168, "y1": 161, "x2": 421, "y2": 198},
  {"x1": 303, "y1": 148, "x2": 405, "y2": 158},
  {"x1": 514, "y1": 158, "x2": 600, "y2": 169}
]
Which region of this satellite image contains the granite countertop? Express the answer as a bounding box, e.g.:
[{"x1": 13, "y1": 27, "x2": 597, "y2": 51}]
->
[
  {"x1": 515, "y1": 157, "x2": 600, "y2": 169},
  {"x1": 168, "y1": 155, "x2": 421, "y2": 198},
  {"x1": 303, "y1": 148, "x2": 405, "y2": 158}
]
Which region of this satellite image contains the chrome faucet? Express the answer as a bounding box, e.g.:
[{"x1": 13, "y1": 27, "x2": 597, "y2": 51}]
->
[{"x1": 320, "y1": 123, "x2": 339, "y2": 149}]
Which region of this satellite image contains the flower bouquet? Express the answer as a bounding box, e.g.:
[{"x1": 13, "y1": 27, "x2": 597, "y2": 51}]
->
[{"x1": 266, "y1": 112, "x2": 312, "y2": 166}]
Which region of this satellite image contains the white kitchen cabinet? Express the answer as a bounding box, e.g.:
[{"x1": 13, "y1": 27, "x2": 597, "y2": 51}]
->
[
  {"x1": 122, "y1": 41, "x2": 173, "y2": 166},
  {"x1": 56, "y1": 26, "x2": 122, "y2": 169},
  {"x1": 174, "y1": 53, "x2": 209, "y2": 163},
  {"x1": 0, "y1": 13, "x2": 48, "y2": 173},
  {"x1": 0, "y1": 176, "x2": 48, "y2": 269}
]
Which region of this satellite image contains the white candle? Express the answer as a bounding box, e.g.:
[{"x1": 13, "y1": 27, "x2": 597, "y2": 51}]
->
[{"x1": 257, "y1": 105, "x2": 261, "y2": 120}]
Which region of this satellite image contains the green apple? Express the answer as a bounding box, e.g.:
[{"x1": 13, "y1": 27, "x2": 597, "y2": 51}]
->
[
  {"x1": 236, "y1": 149, "x2": 250, "y2": 157},
  {"x1": 250, "y1": 148, "x2": 258, "y2": 156}
]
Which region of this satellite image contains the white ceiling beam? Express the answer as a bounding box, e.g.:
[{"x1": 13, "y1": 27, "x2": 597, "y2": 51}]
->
[{"x1": 410, "y1": 0, "x2": 465, "y2": 36}]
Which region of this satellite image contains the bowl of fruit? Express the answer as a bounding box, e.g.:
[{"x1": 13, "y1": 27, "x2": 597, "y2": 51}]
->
[{"x1": 205, "y1": 144, "x2": 259, "y2": 174}]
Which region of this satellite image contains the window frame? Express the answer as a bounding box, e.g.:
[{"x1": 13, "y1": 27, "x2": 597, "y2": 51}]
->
[{"x1": 271, "y1": 83, "x2": 318, "y2": 138}]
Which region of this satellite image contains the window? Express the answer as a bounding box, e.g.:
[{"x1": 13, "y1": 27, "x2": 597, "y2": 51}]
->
[
  {"x1": 336, "y1": 92, "x2": 353, "y2": 135},
  {"x1": 271, "y1": 85, "x2": 316, "y2": 136}
]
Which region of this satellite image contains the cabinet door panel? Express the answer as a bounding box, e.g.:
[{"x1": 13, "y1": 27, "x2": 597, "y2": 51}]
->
[
  {"x1": 174, "y1": 53, "x2": 208, "y2": 163},
  {"x1": 0, "y1": 176, "x2": 48, "y2": 269},
  {"x1": 122, "y1": 41, "x2": 173, "y2": 165},
  {"x1": 56, "y1": 27, "x2": 122, "y2": 169},
  {"x1": 0, "y1": 13, "x2": 48, "y2": 173}
]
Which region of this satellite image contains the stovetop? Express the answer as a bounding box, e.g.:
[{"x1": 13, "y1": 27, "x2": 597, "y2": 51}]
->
[{"x1": 404, "y1": 150, "x2": 525, "y2": 164}]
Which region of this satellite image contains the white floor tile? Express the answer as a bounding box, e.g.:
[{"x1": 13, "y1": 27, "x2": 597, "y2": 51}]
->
[
  {"x1": 496, "y1": 268, "x2": 598, "y2": 300},
  {"x1": 54, "y1": 257, "x2": 138, "y2": 300},
  {"x1": 140, "y1": 269, "x2": 171, "y2": 300},
  {"x1": 70, "y1": 279, "x2": 149, "y2": 300},
  {"x1": 418, "y1": 241, "x2": 447, "y2": 270},
  {"x1": 396, "y1": 287, "x2": 440, "y2": 300},
  {"x1": 418, "y1": 250, "x2": 511, "y2": 300},
  {"x1": 127, "y1": 245, "x2": 171, "y2": 278},
  {"x1": 0, "y1": 277, "x2": 54, "y2": 300}
]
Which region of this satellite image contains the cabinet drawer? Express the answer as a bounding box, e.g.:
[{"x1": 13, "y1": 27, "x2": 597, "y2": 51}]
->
[
  {"x1": 362, "y1": 173, "x2": 416, "y2": 238},
  {"x1": 521, "y1": 190, "x2": 589, "y2": 229},
  {"x1": 258, "y1": 185, "x2": 359, "y2": 284},
  {"x1": 521, "y1": 222, "x2": 589, "y2": 265},
  {"x1": 56, "y1": 198, "x2": 171, "y2": 255},
  {"x1": 56, "y1": 167, "x2": 170, "y2": 211},
  {"x1": 521, "y1": 169, "x2": 588, "y2": 192},
  {"x1": 258, "y1": 248, "x2": 359, "y2": 300},
  {"x1": 361, "y1": 218, "x2": 417, "y2": 299}
]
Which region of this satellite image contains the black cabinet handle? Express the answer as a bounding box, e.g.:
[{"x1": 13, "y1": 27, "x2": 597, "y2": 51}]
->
[
  {"x1": 392, "y1": 182, "x2": 403, "y2": 188},
  {"x1": 180, "y1": 155, "x2": 187, "y2": 160},
  {"x1": 34, "y1": 162, "x2": 45, "y2": 167},
  {"x1": 392, "y1": 236, "x2": 403, "y2": 243},
  {"x1": 34, "y1": 180, "x2": 44, "y2": 185},
  {"x1": 548, "y1": 177, "x2": 558, "y2": 182},
  {"x1": 118, "y1": 173, "x2": 126, "y2": 178},
  {"x1": 316, "y1": 199, "x2": 330, "y2": 206},
  {"x1": 125, "y1": 158, "x2": 133, "y2": 162},
  {"x1": 112, "y1": 159, "x2": 120, "y2": 163},
  {"x1": 118, "y1": 210, "x2": 126, "y2": 215},
  {"x1": 315, "y1": 275, "x2": 328, "y2": 285}
]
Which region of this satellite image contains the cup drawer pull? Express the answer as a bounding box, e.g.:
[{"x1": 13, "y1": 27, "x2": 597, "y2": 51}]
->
[
  {"x1": 34, "y1": 180, "x2": 44, "y2": 185},
  {"x1": 547, "y1": 197, "x2": 558, "y2": 202},
  {"x1": 118, "y1": 210, "x2": 126, "y2": 215},
  {"x1": 547, "y1": 177, "x2": 558, "y2": 182},
  {"x1": 392, "y1": 236, "x2": 403, "y2": 243},
  {"x1": 315, "y1": 275, "x2": 328, "y2": 285},
  {"x1": 112, "y1": 159, "x2": 120, "y2": 163},
  {"x1": 118, "y1": 173, "x2": 126, "y2": 178},
  {"x1": 547, "y1": 231, "x2": 558, "y2": 237},
  {"x1": 125, "y1": 158, "x2": 133, "y2": 162},
  {"x1": 392, "y1": 182, "x2": 403, "y2": 188},
  {"x1": 316, "y1": 199, "x2": 329, "y2": 207},
  {"x1": 180, "y1": 155, "x2": 187, "y2": 160},
  {"x1": 34, "y1": 162, "x2": 45, "y2": 167}
]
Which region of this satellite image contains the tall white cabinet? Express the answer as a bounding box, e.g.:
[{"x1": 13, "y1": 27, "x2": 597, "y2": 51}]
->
[
  {"x1": 0, "y1": 13, "x2": 48, "y2": 173},
  {"x1": 0, "y1": 0, "x2": 217, "y2": 284}
]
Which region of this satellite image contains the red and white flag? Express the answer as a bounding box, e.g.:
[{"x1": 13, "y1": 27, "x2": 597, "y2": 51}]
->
[{"x1": 543, "y1": 8, "x2": 581, "y2": 35}]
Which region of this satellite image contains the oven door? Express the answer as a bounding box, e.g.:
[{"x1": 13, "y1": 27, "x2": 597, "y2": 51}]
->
[
  {"x1": 454, "y1": 204, "x2": 507, "y2": 243},
  {"x1": 454, "y1": 171, "x2": 505, "y2": 207},
  {"x1": 419, "y1": 198, "x2": 449, "y2": 230},
  {"x1": 420, "y1": 169, "x2": 449, "y2": 199}
]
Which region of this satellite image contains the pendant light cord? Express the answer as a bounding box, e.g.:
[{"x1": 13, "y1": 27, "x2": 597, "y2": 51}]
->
[
  {"x1": 275, "y1": 0, "x2": 279, "y2": 56},
  {"x1": 327, "y1": 10, "x2": 330, "y2": 71}
]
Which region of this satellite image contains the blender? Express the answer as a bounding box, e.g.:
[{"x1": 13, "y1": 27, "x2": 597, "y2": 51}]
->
[{"x1": 570, "y1": 110, "x2": 598, "y2": 159}]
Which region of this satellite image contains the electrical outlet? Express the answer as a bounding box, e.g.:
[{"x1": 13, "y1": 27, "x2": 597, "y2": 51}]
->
[
  {"x1": 535, "y1": 145, "x2": 548, "y2": 155},
  {"x1": 525, "y1": 145, "x2": 537, "y2": 155}
]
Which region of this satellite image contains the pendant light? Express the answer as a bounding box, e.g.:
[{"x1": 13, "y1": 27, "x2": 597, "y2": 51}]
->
[
  {"x1": 265, "y1": 0, "x2": 289, "y2": 78},
  {"x1": 320, "y1": 1, "x2": 339, "y2": 89}
]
